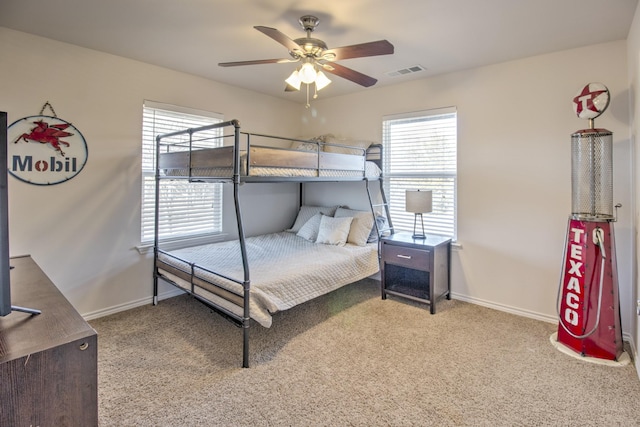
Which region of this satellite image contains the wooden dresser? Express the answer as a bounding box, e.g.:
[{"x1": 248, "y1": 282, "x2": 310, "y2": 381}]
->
[{"x1": 0, "y1": 255, "x2": 98, "y2": 426}]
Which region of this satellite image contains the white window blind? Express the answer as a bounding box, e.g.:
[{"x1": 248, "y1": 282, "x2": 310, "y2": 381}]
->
[
  {"x1": 382, "y1": 107, "x2": 457, "y2": 239},
  {"x1": 141, "y1": 101, "x2": 224, "y2": 243}
]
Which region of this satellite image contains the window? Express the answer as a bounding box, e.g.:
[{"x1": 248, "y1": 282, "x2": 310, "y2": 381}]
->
[
  {"x1": 141, "y1": 101, "x2": 224, "y2": 244},
  {"x1": 382, "y1": 107, "x2": 457, "y2": 239}
]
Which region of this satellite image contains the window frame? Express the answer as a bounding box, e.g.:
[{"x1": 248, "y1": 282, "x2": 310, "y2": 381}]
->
[
  {"x1": 382, "y1": 106, "x2": 458, "y2": 240},
  {"x1": 140, "y1": 101, "x2": 225, "y2": 249}
]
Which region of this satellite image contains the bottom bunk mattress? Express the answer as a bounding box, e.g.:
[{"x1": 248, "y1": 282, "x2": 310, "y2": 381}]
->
[{"x1": 156, "y1": 232, "x2": 380, "y2": 327}]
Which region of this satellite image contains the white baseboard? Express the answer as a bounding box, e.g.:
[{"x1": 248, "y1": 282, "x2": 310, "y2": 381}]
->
[
  {"x1": 82, "y1": 288, "x2": 184, "y2": 321},
  {"x1": 450, "y1": 292, "x2": 558, "y2": 324},
  {"x1": 452, "y1": 292, "x2": 637, "y2": 351}
]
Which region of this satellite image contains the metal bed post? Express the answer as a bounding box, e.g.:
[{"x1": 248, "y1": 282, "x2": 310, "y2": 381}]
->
[
  {"x1": 231, "y1": 120, "x2": 251, "y2": 368},
  {"x1": 153, "y1": 128, "x2": 196, "y2": 306},
  {"x1": 152, "y1": 134, "x2": 163, "y2": 306}
]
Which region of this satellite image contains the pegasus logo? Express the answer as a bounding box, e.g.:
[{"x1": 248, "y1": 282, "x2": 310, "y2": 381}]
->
[{"x1": 14, "y1": 120, "x2": 73, "y2": 157}]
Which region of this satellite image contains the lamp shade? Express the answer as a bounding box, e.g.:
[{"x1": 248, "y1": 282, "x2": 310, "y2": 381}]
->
[{"x1": 406, "y1": 190, "x2": 432, "y2": 213}]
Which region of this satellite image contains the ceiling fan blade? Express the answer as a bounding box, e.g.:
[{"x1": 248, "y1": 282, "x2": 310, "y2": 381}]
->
[
  {"x1": 324, "y1": 40, "x2": 394, "y2": 61},
  {"x1": 320, "y1": 62, "x2": 378, "y2": 87},
  {"x1": 219, "y1": 58, "x2": 297, "y2": 67},
  {"x1": 254, "y1": 26, "x2": 304, "y2": 55}
]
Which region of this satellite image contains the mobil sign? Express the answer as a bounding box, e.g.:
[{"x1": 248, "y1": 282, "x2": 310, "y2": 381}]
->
[{"x1": 7, "y1": 115, "x2": 88, "y2": 186}]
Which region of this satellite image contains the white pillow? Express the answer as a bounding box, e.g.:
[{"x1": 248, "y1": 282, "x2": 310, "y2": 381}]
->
[
  {"x1": 290, "y1": 140, "x2": 318, "y2": 151},
  {"x1": 309, "y1": 134, "x2": 334, "y2": 143},
  {"x1": 323, "y1": 136, "x2": 373, "y2": 155},
  {"x1": 287, "y1": 205, "x2": 338, "y2": 233},
  {"x1": 296, "y1": 213, "x2": 323, "y2": 242},
  {"x1": 335, "y1": 207, "x2": 374, "y2": 246},
  {"x1": 290, "y1": 134, "x2": 334, "y2": 151},
  {"x1": 316, "y1": 216, "x2": 353, "y2": 246}
]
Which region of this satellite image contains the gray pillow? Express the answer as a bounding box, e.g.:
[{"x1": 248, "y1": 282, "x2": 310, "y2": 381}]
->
[
  {"x1": 296, "y1": 213, "x2": 323, "y2": 242},
  {"x1": 367, "y1": 215, "x2": 388, "y2": 243},
  {"x1": 287, "y1": 205, "x2": 338, "y2": 233}
]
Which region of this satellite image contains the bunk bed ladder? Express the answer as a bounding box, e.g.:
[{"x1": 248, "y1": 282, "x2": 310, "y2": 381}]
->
[
  {"x1": 364, "y1": 143, "x2": 394, "y2": 238},
  {"x1": 365, "y1": 178, "x2": 394, "y2": 238}
]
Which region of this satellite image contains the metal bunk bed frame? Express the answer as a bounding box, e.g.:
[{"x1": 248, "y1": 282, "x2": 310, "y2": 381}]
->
[{"x1": 152, "y1": 119, "x2": 393, "y2": 368}]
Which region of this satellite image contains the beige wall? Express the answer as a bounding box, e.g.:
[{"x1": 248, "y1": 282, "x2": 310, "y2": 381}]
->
[
  {"x1": 303, "y1": 41, "x2": 634, "y2": 338},
  {"x1": 0, "y1": 27, "x2": 303, "y2": 317},
  {"x1": 627, "y1": 2, "x2": 640, "y2": 377},
  {"x1": 1, "y1": 26, "x2": 636, "y2": 349}
]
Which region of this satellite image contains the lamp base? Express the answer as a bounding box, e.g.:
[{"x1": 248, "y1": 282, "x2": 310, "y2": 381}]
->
[{"x1": 413, "y1": 213, "x2": 426, "y2": 239}]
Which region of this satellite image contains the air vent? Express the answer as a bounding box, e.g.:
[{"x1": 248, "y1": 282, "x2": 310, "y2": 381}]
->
[{"x1": 386, "y1": 65, "x2": 426, "y2": 77}]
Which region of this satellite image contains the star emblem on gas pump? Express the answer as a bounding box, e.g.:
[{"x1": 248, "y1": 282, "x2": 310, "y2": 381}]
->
[
  {"x1": 572, "y1": 83, "x2": 610, "y2": 119},
  {"x1": 573, "y1": 86, "x2": 605, "y2": 115}
]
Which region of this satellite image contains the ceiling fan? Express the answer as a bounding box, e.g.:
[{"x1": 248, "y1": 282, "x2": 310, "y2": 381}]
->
[{"x1": 218, "y1": 15, "x2": 394, "y2": 89}]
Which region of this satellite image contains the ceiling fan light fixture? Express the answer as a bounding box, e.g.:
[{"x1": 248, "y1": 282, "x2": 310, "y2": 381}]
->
[
  {"x1": 220, "y1": 15, "x2": 395, "y2": 101},
  {"x1": 299, "y1": 62, "x2": 317, "y2": 84},
  {"x1": 315, "y1": 70, "x2": 331, "y2": 91},
  {"x1": 285, "y1": 70, "x2": 301, "y2": 90}
]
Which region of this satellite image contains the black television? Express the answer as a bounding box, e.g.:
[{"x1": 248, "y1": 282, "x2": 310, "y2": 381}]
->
[
  {"x1": 0, "y1": 112, "x2": 40, "y2": 317},
  {"x1": 0, "y1": 111, "x2": 11, "y2": 316}
]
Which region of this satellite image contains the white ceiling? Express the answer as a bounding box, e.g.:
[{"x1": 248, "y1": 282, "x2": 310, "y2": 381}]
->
[{"x1": 1, "y1": 0, "x2": 638, "y2": 104}]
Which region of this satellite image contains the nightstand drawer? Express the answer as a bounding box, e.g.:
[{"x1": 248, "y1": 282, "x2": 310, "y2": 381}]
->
[{"x1": 382, "y1": 243, "x2": 430, "y2": 270}]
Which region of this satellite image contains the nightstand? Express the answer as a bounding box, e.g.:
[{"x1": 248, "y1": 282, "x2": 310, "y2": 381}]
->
[{"x1": 380, "y1": 232, "x2": 451, "y2": 314}]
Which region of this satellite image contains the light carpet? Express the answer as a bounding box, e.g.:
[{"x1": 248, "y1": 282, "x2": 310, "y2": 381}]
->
[{"x1": 91, "y1": 278, "x2": 640, "y2": 426}]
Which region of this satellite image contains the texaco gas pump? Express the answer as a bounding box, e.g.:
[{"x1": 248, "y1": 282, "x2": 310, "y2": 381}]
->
[{"x1": 554, "y1": 82, "x2": 623, "y2": 361}]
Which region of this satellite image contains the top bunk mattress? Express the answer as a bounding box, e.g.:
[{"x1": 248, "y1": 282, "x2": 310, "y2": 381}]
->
[
  {"x1": 156, "y1": 231, "x2": 380, "y2": 327},
  {"x1": 158, "y1": 145, "x2": 382, "y2": 180}
]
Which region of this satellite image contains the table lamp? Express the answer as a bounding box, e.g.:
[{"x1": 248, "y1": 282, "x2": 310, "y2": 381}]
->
[{"x1": 406, "y1": 189, "x2": 432, "y2": 239}]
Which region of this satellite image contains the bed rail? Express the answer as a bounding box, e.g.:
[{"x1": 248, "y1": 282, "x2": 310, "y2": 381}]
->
[{"x1": 155, "y1": 122, "x2": 381, "y2": 183}]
